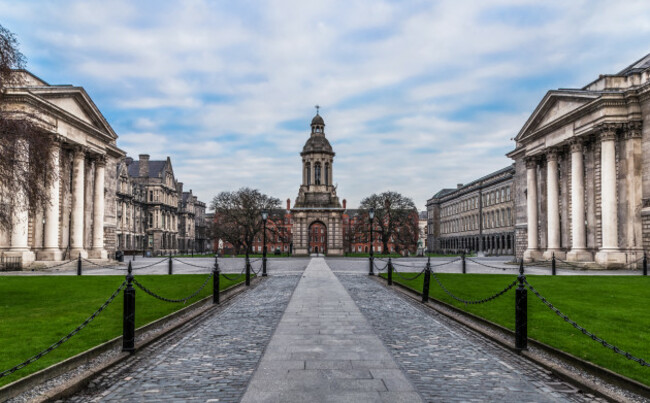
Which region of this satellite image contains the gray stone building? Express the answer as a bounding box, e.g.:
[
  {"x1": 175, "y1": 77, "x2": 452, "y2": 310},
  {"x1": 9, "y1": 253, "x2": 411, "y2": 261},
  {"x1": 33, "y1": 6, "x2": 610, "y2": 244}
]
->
[
  {"x1": 291, "y1": 112, "x2": 345, "y2": 256},
  {"x1": 115, "y1": 155, "x2": 210, "y2": 256},
  {"x1": 178, "y1": 186, "x2": 197, "y2": 253},
  {"x1": 120, "y1": 155, "x2": 179, "y2": 256},
  {"x1": 508, "y1": 53, "x2": 650, "y2": 267},
  {"x1": 0, "y1": 70, "x2": 125, "y2": 266},
  {"x1": 426, "y1": 165, "x2": 515, "y2": 256}
]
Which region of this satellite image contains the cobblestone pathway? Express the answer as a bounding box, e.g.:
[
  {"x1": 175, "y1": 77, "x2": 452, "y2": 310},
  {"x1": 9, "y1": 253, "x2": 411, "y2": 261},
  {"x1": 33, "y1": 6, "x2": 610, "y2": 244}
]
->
[
  {"x1": 241, "y1": 258, "x2": 423, "y2": 402},
  {"x1": 65, "y1": 275, "x2": 300, "y2": 402},
  {"x1": 337, "y1": 275, "x2": 602, "y2": 403}
]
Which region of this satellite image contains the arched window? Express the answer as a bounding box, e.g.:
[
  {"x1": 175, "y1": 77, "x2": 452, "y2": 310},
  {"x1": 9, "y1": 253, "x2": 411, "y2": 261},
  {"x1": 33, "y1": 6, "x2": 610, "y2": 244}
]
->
[
  {"x1": 306, "y1": 162, "x2": 311, "y2": 186},
  {"x1": 315, "y1": 162, "x2": 321, "y2": 185},
  {"x1": 325, "y1": 163, "x2": 329, "y2": 186}
]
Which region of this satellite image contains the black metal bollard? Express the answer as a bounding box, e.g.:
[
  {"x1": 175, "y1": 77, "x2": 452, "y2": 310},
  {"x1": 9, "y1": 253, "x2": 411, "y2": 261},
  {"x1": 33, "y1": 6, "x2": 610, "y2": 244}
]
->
[
  {"x1": 551, "y1": 252, "x2": 556, "y2": 276},
  {"x1": 132, "y1": 253, "x2": 135, "y2": 261},
  {"x1": 77, "y1": 253, "x2": 82, "y2": 276},
  {"x1": 245, "y1": 256, "x2": 251, "y2": 286},
  {"x1": 123, "y1": 262, "x2": 136, "y2": 353},
  {"x1": 515, "y1": 259, "x2": 527, "y2": 351},
  {"x1": 168, "y1": 252, "x2": 173, "y2": 275},
  {"x1": 213, "y1": 255, "x2": 220, "y2": 304},
  {"x1": 461, "y1": 252, "x2": 466, "y2": 274},
  {"x1": 388, "y1": 257, "x2": 393, "y2": 286},
  {"x1": 191, "y1": 249, "x2": 194, "y2": 257},
  {"x1": 644, "y1": 252, "x2": 647, "y2": 276},
  {"x1": 422, "y1": 257, "x2": 431, "y2": 303},
  {"x1": 368, "y1": 255, "x2": 374, "y2": 276}
]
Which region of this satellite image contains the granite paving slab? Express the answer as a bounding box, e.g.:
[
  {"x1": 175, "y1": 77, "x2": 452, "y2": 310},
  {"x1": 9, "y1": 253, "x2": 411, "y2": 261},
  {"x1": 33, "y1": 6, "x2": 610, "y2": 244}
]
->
[{"x1": 241, "y1": 257, "x2": 423, "y2": 403}]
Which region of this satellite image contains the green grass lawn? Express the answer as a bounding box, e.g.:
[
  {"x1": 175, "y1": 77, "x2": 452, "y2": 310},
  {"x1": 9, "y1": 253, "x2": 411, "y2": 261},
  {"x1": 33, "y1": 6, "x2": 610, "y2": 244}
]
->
[
  {"x1": 383, "y1": 273, "x2": 650, "y2": 386},
  {"x1": 0, "y1": 274, "x2": 245, "y2": 387}
]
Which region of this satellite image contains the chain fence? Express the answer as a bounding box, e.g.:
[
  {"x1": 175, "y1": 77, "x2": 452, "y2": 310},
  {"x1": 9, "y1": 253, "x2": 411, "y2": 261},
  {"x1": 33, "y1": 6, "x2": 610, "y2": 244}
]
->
[
  {"x1": 41, "y1": 259, "x2": 76, "y2": 270},
  {"x1": 0, "y1": 280, "x2": 127, "y2": 378},
  {"x1": 132, "y1": 272, "x2": 214, "y2": 304},
  {"x1": 466, "y1": 257, "x2": 518, "y2": 271},
  {"x1": 524, "y1": 278, "x2": 650, "y2": 367},
  {"x1": 431, "y1": 272, "x2": 517, "y2": 305},
  {"x1": 171, "y1": 258, "x2": 214, "y2": 270},
  {"x1": 373, "y1": 260, "x2": 389, "y2": 273},
  {"x1": 391, "y1": 267, "x2": 426, "y2": 282},
  {"x1": 221, "y1": 265, "x2": 248, "y2": 281}
]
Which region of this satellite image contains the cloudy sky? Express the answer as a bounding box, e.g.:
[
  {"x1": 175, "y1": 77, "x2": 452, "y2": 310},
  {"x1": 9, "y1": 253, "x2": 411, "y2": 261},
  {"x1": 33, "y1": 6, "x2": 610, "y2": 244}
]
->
[{"x1": 2, "y1": 0, "x2": 650, "y2": 210}]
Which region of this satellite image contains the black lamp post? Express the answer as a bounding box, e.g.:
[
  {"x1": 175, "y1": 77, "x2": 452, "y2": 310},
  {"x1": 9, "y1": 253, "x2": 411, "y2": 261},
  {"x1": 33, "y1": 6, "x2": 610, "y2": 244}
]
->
[
  {"x1": 262, "y1": 210, "x2": 268, "y2": 277},
  {"x1": 368, "y1": 208, "x2": 375, "y2": 276}
]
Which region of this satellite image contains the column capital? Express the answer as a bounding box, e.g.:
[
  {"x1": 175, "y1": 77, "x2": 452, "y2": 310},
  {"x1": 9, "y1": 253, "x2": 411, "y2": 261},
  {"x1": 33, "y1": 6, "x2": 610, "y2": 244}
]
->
[
  {"x1": 568, "y1": 137, "x2": 584, "y2": 153},
  {"x1": 94, "y1": 154, "x2": 107, "y2": 167},
  {"x1": 624, "y1": 121, "x2": 643, "y2": 139},
  {"x1": 546, "y1": 148, "x2": 559, "y2": 162},
  {"x1": 72, "y1": 145, "x2": 86, "y2": 159},
  {"x1": 597, "y1": 123, "x2": 621, "y2": 142},
  {"x1": 525, "y1": 157, "x2": 538, "y2": 169}
]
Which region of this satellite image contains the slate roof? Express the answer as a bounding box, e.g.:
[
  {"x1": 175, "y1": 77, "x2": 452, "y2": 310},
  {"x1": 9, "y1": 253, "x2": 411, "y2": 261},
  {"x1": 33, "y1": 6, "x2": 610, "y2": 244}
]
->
[
  {"x1": 127, "y1": 160, "x2": 167, "y2": 178},
  {"x1": 617, "y1": 53, "x2": 650, "y2": 76}
]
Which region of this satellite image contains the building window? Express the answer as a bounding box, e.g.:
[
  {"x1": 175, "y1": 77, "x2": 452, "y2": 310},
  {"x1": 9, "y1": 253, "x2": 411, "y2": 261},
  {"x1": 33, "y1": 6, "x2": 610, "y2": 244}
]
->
[
  {"x1": 306, "y1": 163, "x2": 311, "y2": 186},
  {"x1": 325, "y1": 163, "x2": 329, "y2": 186},
  {"x1": 315, "y1": 162, "x2": 321, "y2": 185}
]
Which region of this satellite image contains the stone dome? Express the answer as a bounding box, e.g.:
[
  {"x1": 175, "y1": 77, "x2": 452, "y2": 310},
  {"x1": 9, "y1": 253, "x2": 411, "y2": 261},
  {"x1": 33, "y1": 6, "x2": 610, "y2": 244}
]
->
[
  {"x1": 311, "y1": 113, "x2": 325, "y2": 126},
  {"x1": 301, "y1": 135, "x2": 334, "y2": 155}
]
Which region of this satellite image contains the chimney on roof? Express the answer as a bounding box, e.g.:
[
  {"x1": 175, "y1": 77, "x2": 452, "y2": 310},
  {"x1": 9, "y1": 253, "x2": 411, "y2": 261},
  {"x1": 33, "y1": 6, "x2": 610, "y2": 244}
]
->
[
  {"x1": 139, "y1": 154, "x2": 150, "y2": 177},
  {"x1": 125, "y1": 157, "x2": 133, "y2": 166},
  {"x1": 343, "y1": 199, "x2": 347, "y2": 209},
  {"x1": 287, "y1": 198, "x2": 291, "y2": 210},
  {"x1": 457, "y1": 183, "x2": 463, "y2": 189}
]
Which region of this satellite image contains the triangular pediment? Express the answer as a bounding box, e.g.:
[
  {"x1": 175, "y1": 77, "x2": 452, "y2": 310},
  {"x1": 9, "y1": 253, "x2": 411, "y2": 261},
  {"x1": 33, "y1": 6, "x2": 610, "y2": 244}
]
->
[
  {"x1": 515, "y1": 90, "x2": 600, "y2": 142},
  {"x1": 30, "y1": 87, "x2": 118, "y2": 140}
]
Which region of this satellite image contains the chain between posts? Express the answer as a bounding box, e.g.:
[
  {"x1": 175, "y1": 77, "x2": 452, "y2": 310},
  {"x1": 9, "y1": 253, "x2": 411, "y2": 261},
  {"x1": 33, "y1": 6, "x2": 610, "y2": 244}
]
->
[
  {"x1": 524, "y1": 278, "x2": 650, "y2": 366},
  {"x1": 221, "y1": 265, "x2": 248, "y2": 281},
  {"x1": 0, "y1": 280, "x2": 127, "y2": 378},
  {"x1": 132, "y1": 272, "x2": 214, "y2": 303},
  {"x1": 172, "y1": 258, "x2": 214, "y2": 270},
  {"x1": 430, "y1": 271, "x2": 517, "y2": 305}
]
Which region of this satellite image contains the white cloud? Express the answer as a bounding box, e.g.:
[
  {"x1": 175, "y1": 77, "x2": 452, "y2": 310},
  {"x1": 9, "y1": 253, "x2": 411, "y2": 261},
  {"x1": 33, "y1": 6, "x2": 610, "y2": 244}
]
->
[{"x1": 2, "y1": 0, "x2": 650, "y2": 208}]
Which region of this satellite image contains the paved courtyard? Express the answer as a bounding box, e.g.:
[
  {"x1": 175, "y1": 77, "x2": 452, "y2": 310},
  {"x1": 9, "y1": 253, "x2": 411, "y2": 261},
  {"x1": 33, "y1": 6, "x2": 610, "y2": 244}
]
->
[{"x1": 49, "y1": 257, "x2": 615, "y2": 402}]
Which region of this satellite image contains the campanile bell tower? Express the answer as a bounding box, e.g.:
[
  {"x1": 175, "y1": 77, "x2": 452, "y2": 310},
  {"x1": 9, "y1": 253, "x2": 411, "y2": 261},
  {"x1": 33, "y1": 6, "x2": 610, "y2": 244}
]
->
[{"x1": 291, "y1": 108, "x2": 344, "y2": 256}]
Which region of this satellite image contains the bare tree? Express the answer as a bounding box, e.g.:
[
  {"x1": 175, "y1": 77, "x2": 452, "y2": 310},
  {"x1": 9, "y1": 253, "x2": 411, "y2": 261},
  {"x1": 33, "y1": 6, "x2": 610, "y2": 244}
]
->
[
  {"x1": 359, "y1": 191, "x2": 419, "y2": 255},
  {"x1": 0, "y1": 24, "x2": 56, "y2": 229},
  {"x1": 210, "y1": 188, "x2": 280, "y2": 257}
]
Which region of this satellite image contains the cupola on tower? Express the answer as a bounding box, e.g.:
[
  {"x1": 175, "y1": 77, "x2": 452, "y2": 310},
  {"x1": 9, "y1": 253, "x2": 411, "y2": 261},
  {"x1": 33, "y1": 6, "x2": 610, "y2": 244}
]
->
[{"x1": 291, "y1": 108, "x2": 344, "y2": 256}]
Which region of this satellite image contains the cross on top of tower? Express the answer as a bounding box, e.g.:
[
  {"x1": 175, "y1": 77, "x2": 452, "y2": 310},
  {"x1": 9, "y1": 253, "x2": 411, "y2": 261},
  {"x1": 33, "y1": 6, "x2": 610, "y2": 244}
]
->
[{"x1": 315, "y1": 105, "x2": 320, "y2": 115}]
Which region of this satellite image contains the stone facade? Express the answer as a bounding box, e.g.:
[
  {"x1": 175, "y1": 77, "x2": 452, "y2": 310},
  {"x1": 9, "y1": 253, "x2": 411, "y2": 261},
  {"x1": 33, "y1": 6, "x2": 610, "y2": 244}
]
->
[
  {"x1": 508, "y1": 53, "x2": 650, "y2": 267},
  {"x1": 115, "y1": 155, "x2": 210, "y2": 256},
  {"x1": 291, "y1": 112, "x2": 344, "y2": 256},
  {"x1": 0, "y1": 70, "x2": 125, "y2": 265},
  {"x1": 426, "y1": 165, "x2": 515, "y2": 256}
]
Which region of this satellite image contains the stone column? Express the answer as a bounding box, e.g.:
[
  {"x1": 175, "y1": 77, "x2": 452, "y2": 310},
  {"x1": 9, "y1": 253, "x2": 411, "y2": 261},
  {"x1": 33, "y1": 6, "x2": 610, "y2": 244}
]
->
[
  {"x1": 524, "y1": 158, "x2": 541, "y2": 261},
  {"x1": 567, "y1": 139, "x2": 591, "y2": 261},
  {"x1": 543, "y1": 149, "x2": 564, "y2": 259},
  {"x1": 624, "y1": 122, "x2": 643, "y2": 257},
  {"x1": 70, "y1": 147, "x2": 87, "y2": 258},
  {"x1": 38, "y1": 140, "x2": 62, "y2": 261},
  {"x1": 8, "y1": 138, "x2": 36, "y2": 265},
  {"x1": 595, "y1": 126, "x2": 625, "y2": 266},
  {"x1": 90, "y1": 156, "x2": 107, "y2": 259}
]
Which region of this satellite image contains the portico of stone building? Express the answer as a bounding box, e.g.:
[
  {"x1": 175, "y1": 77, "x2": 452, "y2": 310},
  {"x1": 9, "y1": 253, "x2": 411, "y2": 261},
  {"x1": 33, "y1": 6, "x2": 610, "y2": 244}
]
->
[
  {"x1": 0, "y1": 141, "x2": 119, "y2": 265},
  {"x1": 0, "y1": 71, "x2": 124, "y2": 267},
  {"x1": 511, "y1": 121, "x2": 644, "y2": 268}
]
